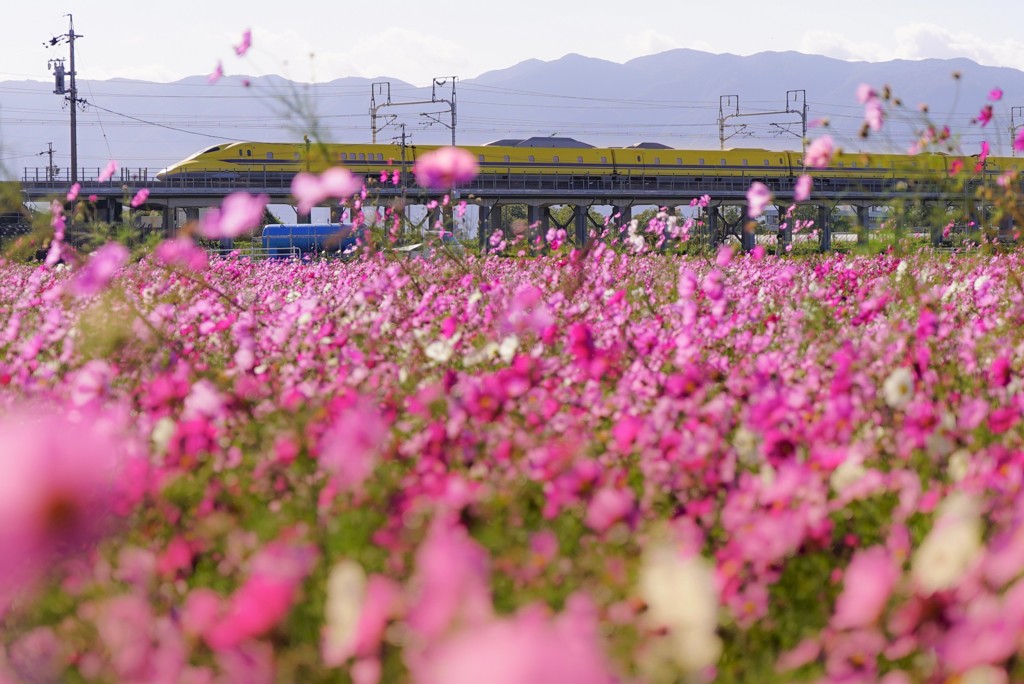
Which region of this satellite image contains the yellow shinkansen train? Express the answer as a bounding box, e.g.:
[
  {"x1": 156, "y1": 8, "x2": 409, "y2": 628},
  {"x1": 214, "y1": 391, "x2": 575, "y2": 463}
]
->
[{"x1": 155, "y1": 137, "x2": 1019, "y2": 188}]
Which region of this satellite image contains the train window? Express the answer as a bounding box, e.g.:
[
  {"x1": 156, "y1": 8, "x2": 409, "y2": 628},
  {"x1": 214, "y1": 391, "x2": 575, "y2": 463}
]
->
[
  {"x1": 838, "y1": 162, "x2": 844, "y2": 167},
  {"x1": 851, "y1": 162, "x2": 857, "y2": 168},
  {"x1": 359, "y1": 153, "x2": 365, "y2": 160},
  {"x1": 503, "y1": 155, "x2": 510, "y2": 163},
  {"x1": 238, "y1": 150, "x2": 243, "y2": 157},
  {"x1": 529, "y1": 155, "x2": 535, "y2": 162},
  {"x1": 377, "y1": 154, "x2": 383, "y2": 161},
  {"x1": 779, "y1": 157, "x2": 783, "y2": 164},
  {"x1": 553, "y1": 155, "x2": 560, "y2": 162},
  {"x1": 636, "y1": 155, "x2": 642, "y2": 162},
  {"x1": 478, "y1": 155, "x2": 485, "y2": 162},
  {"x1": 341, "y1": 153, "x2": 347, "y2": 160},
  {"x1": 293, "y1": 153, "x2": 300, "y2": 160},
  {"x1": 266, "y1": 152, "x2": 274, "y2": 160},
  {"x1": 676, "y1": 158, "x2": 682, "y2": 164},
  {"x1": 763, "y1": 159, "x2": 770, "y2": 166},
  {"x1": 247, "y1": 150, "x2": 252, "y2": 157},
  {"x1": 698, "y1": 158, "x2": 705, "y2": 165},
  {"x1": 601, "y1": 156, "x2": 607, "y2": 163},
  {"x1": 742, "y1": 159, "x2": 748, "y2": 166},
  {"x1": 654, "y1": 157, "x2": 661, "y2": 164},
  {"x1": 577, "y1": 156, "x2": 583, "y2": 163},
  {"x1": 720, "y1": 159, "x2": 726, "y2": 166}
]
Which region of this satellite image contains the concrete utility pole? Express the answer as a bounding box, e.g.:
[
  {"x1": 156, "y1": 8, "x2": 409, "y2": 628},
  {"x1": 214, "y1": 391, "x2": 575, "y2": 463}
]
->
[
  {"x1": 46, "y1": 15, "x2": 83, "y2": 184},
  {"x1": 38, "y1": 142, "x2": 57, "y2": 180}
]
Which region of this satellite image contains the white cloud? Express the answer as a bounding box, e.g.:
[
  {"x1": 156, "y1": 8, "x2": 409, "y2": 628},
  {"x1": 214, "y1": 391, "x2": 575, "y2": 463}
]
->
[
  {"x1": 621, "y1": 30, "x2": 683, "y2": 60},
  {"x1": 252, "y1": 26, "x2": 473, "y2": 86},
  {"x1": 799, "y1": 23, "x2": 1024, "y2": 71}
]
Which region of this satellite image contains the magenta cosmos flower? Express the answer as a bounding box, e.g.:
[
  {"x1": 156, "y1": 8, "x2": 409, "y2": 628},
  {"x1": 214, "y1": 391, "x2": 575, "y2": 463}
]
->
[{"x1": 413, "y1": 146, "x2": 479, "y2": 189}]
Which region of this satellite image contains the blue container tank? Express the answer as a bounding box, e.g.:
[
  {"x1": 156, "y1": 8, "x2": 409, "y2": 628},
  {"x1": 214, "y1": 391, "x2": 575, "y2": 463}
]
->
[{"x1": 260, "y1": 224, "x2": 362, "y2": 258}]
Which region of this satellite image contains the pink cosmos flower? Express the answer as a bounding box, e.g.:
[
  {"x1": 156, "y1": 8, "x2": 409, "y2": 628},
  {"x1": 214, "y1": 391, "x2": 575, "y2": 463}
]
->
[
  {"x1": 831, "y1": 546, "x2": 899, "y2": 630},
  {"x1": 234, "y1": 29, "x2": 252, "y2": 57},
  {"x1": 979, "y1": 140, "x2": 991, "y2": 164},
  {"x1": 130, "y1": 188, "x2": 150, "y2": 208},
  {"x1": 208, "y1": 61, "x2": 224, "y2": 84},
  {"x1": 291, "y1": 167, "x2": 363, "y2": 215},
  {"x1": 747, "y1": 181, "x2": 772, "y2": 218},
  {"x1": 413, "y1": 147, "x2": 479, "y2": 189},
  {"x1": 72, "y1": 242, "x2": 130, "y2": 298},
  {"x1": 66, "y1": 183, "x2": 80, "y2": 202},
  {"x1": 856, "y1": 84, "x2": 877, "y2": 104},
  {"x1": 865, "y1": 98, "x2": 884, "y2": 132},
  {"x1": 414, "y1": 594, "x2": 615, "y2": 684},
  {"x1": 0, "y1": 409, "x2": 121, "y2": 604},
  {"x1": 205, "y1": 540, "x2": 318, "y2": 650},
  {"x1": 795, "y1": 174, "x2": 812, "y2": 202},
  {"x1": 950, "y1": 159, "x2": 964, "y2": 176},
  {"x1": 989, "y1": 87, "x2": 1004, "y2": 102},
  {"x1": 805, "y1": 136, "x2": 834, "y2": 169},
  {"x1": 198, "y1": 191, "x2": 268, "y2": 238},
  {"x1": 98, "y1": 159, "x2": 118, "y2": 183},
  {"x1": 585, "y1": 487, "x2": 634, "y2": 533},
  {"x1": 407, "y1": 518, "x2": 492, "y2": 641},
  {"x1": 319, "y1": 399, "x2": 388, "y2": 494},
  {"x1": 154, "y1": 237, "x2": 209, "y2": 271},
  {"x1": 1015, "y1": 128, "x2": 1024, "y2": 152}
]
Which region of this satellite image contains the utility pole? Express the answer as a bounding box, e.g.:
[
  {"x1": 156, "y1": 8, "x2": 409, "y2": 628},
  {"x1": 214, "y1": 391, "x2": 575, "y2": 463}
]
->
[
  {"x1": 46, "y1": 15, "x2": 83, "y2": 184},
  {"x1": 38, "y1": 142, "x2": 57, "y2": 181},
  {"x1": 1012, "y1": 107, "x2": 1023, "y2": 158}
]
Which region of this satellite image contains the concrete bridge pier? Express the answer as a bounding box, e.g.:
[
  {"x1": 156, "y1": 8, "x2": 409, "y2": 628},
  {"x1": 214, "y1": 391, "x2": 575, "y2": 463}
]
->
[
  {"x1": 99, "y1": 197, "x2": 122, "y2": 224},
  {"x1": 856, "y1": 205, "x2": 870, "y2": 246},
  {"x1": 707, "y1": 206, "x2": 720, "y2": 249},
  {"x1": 818, "y1": 205, "x2": 832, "y2": 252},
  {"x1": 574, "y1": 204, "x2": 588, "y2": 247}
]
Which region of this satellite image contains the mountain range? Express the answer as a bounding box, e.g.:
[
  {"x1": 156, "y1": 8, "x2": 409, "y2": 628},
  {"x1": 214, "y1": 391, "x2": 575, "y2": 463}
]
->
[{"x1": 2, "y1": 48, "x2": 1022, "y2": 179}]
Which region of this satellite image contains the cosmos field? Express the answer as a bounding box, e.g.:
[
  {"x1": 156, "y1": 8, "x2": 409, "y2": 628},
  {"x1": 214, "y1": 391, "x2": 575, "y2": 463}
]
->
[{"x1": 2, "y1": 237, "x2": 1024, "y2": 683}]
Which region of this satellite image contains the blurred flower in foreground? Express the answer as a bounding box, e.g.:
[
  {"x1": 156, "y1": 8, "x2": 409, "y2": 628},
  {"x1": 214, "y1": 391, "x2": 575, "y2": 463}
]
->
[
  {"x1": 746, "y1": 182, "x2": 772, "y2": 218},
  {"x1": 805, "y1": 136, "x2": 834, "y2": 169},
  {"x1": 795, "y1": 174, "x2": 813, "y2": 202},
  {"x1": 98, "y1": 160, "x2": 118, "y2": 183},
  {"x1": 637, "y1": 543, "x2": 721, "y2": 674},
  {"x1": 414, "y1": 594, "x2": 615, "y2": 684},
  {"x1": 154, "y1": 237, "x2": 209, "y2": 271},
  {"x1": 413, "y1": 147, "x2": 479, "y2": 189},
  {"x1": 0, "y1": 410, "x2": 122, "y2": 610},
  {"x1": 198, "y1": 191, "x2": 269, "y2": 239},
  {"x1": 291, "y1": 167, "x2": 363, "y2": 215},
  {"x1": 71, "y1": 242, "x2": 130, "y2": 298},
  {"x1": 130, "y1": 188, "x2": 150, "y2": 208},
  {"x1": 234, "y1": 29, "x2": 252, "y2": 57}
]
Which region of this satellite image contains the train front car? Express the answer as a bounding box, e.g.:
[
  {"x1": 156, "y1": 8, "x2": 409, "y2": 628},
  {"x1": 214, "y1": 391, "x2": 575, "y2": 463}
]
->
[{"x1": 156, "y1": 143, "x2": 242, "y2": 182}]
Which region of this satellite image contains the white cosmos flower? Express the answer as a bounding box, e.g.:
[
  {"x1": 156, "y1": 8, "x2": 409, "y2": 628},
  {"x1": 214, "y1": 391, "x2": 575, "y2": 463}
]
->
[
  {"x1": 424, "y1": 339, "x2": 454, "y2": 363},
  {"x1": 830, "y1": 458, "x2": 867, "y2": 494},
  {"x1": 498, "y1": 335, "x2": 519, "y2": 364},
  {"x1": 638, "y1": 543, "x2": 722, "y2": 673},
  {"x1": 322, "y1": 560, "x2": 366, "y2": 666},
  {"x1": 911, "y1": 492, "x2": 982, "y2": 594},
  {"x1": 882, "y1": 367, "x2": 915, "y2": 409}
]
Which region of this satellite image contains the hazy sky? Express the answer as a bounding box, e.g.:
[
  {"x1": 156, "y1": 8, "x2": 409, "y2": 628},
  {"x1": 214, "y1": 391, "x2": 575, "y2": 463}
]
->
[{"x1": 2, "y1": 1, "x2": 1024, "y2": 85}]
